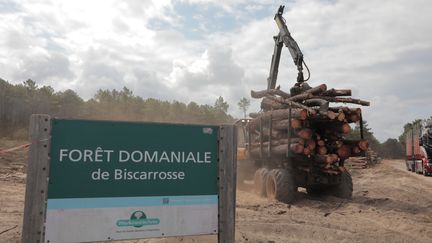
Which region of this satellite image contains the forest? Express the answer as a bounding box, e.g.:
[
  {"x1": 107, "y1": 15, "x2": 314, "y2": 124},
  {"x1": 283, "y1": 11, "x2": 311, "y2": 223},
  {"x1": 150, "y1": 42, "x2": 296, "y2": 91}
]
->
[
  {"x1": 1, "y1": 78, "x2": 422, "y2": 159},
  {"x1": 0, "y1": 78, "x2": 234, "y2": 139}
]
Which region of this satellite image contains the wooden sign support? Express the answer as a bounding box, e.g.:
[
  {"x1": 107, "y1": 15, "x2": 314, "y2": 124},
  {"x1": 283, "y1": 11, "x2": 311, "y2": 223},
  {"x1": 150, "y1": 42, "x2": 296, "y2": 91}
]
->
[{"x1": 21, "y1": 114, "x2": 51, "y2": 243}]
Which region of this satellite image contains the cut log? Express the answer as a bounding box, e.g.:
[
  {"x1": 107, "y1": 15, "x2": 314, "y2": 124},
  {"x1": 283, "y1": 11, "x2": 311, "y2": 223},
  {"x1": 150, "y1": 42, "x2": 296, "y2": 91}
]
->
[
  {"x1": 266, "y1": 96, "x2": 316, "y2": 114},
  {"x1": 329, "y1": 107, "x2": 361, "y2": 115},
  {"x1": 316, "y1": 97, "x2": 370, "y2": 106},
  {"x1": 326, "y1": 110, "x2": 338, "y2": 120},
  {"x1": 315, "y1": 154, "x2": 339, "y2": 164},
  {"x1": 304, "y1": 84, "x2": 327, "y2": 95},
  {"x1": 261, "y1": 97, "x2": 287, "y2": 110},
  {"x1": 250, "y1": 143, "x2": 304, "y2": 156},
  {"x1": 305, "y1": 139, "x2": 316, "y2": 150},
  {"x1": 317, "y1": 146, "x2": 328, "y2": 155},
  {"x1": 326, "y1": 122, "x2": 351, "y2": 134},
  {"x1": 297, "y1": 128, "x2": 313, "y2": 140},
  {"x1": 288, "y1": 143, "x2": 305, "y2": 154},
  {"x1": 321, "y1": 89, "x2": 352, "y2": 97},
  {"x1": 308, "y1": 110, "x2": 340, "y2": 121},
  {"x1": 273, "y1": 118, "x2": 302, "y2": 130},
  {"x1": 358, "y1": 139, "x2": 369, "y2": 151},
  {"x1": 337, "y1": 111, "x2": 346, "y2": 122},
  {"x1": 337, "y1": 145, "x2": 351, "y2": 160},
  {"x1": 303, "y1": 98, "x2": 329, "y2": 115},
  {"x1": 286, "y1": 92, "x2": 313, "y2": 102},
  {"x1": 251, "y1": 89, "x2": 291, "y2": 99},
  {"x1": 342, "y1": 139, "x2": 369, "y2": 151},
  {"x1": 248, "y1": 109, "x2": 308, "y2": 131},
  {"x1": 303, "y1": 147, "x2": 313, "y2": 156}
]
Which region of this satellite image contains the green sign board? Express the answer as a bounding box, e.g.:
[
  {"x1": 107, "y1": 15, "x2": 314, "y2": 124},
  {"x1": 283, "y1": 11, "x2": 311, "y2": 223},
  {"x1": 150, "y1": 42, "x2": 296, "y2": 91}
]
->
[
  {"x1": 44, "y1": 119, "x2": 220, "y2": 242},
  {"x1": 48, "y1": 119, "x2": 218, "y2": 198}
]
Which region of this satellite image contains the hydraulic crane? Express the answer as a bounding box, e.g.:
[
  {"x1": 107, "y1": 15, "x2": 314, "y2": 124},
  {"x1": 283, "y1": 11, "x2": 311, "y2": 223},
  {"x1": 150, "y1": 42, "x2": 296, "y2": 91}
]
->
[{"x1": 267, "y1": 5, "x2": 310, "y2": 94}]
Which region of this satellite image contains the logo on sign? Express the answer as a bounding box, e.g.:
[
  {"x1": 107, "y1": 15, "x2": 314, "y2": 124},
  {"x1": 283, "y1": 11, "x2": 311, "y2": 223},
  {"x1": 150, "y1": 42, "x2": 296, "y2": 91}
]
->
[
  {"x1": 116, "y1": 211, "x2": 160, "y2": 228},
  {"x1": 203, "y1": 127, "x2": 213, "y2": 134}
]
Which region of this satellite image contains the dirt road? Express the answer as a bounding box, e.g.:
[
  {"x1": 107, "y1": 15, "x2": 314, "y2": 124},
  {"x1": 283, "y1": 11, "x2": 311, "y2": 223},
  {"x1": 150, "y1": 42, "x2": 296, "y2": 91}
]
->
[
  {"x1": 235, "y1": 160, "x2": 432, "y2": 242},
  {"x1": 1, "y1": 149, "x2": 431, "y2": 242}
]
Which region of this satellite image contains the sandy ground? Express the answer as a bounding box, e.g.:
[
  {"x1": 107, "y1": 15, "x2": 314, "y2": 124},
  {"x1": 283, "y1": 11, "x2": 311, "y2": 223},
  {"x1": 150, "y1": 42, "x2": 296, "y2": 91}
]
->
[{"x1": 1, "y1": 140, "x2": 432, "y2": 242}]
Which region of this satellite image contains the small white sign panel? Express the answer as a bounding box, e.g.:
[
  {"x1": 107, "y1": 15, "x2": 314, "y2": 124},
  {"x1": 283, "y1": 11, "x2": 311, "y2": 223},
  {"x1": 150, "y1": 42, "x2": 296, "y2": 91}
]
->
[{"x1": 44, "y1": 195, "x2": 218, "y2": 242}]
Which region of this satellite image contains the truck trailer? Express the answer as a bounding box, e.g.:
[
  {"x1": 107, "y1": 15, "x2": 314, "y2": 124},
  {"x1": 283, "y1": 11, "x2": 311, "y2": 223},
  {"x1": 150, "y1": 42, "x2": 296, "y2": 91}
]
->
[{"x1": 405, "y1": 121, "x2": 432, "y2": 176}]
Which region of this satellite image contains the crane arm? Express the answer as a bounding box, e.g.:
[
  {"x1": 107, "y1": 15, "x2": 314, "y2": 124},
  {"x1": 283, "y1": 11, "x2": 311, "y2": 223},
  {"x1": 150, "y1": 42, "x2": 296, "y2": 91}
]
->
[
  {"x1": 275, "y1": 5, "x2": 305, "y2": 84},
  {"x1": 267, "y1": 36, "x2": 283, "y2": 90},
  {"x1": 267, "y1": 5, "x2": 308, "y2": 90}
]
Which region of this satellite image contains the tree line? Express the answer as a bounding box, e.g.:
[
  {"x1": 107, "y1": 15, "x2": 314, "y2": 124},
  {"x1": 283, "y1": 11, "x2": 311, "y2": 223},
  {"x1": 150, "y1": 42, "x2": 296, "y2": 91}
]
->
[{"x1": 0, "y1": 78, "x2": 235, "y2": 139}]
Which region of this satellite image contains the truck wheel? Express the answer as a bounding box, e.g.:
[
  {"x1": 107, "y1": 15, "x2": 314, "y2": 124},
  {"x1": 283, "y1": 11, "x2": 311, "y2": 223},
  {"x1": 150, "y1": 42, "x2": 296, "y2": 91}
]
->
[
  {"x1": 266, "y1": 169, "x2": 296, "y2": 203},
  {"x1": 331, "y1": 171, "x2": 353, "y2": 199},
  {"x1": 254, "y1": 168, "x2": 269, "y2": 197}
]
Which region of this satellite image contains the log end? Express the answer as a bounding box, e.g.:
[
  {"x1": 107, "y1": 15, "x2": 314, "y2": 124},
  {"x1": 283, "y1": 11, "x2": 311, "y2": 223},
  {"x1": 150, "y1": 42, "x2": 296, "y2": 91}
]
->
[{"x1": 358, "y1": 139, "x2": 369, "y2": 151}]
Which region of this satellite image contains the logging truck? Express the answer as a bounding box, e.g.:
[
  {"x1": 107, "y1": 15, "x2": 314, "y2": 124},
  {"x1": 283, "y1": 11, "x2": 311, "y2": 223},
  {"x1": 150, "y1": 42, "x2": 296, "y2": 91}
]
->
[
  {"x1": 239, "y1": 5, "x2": 370, "y2": 203},
  {"x1": 405, "y1": 121, "x2": 432, "y2": 176}
]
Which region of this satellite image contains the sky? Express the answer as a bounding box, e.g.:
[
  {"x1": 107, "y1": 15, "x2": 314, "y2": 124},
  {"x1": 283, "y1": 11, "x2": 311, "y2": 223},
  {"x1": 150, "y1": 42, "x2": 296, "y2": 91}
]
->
[{"x1": 1, "y1": 0, "x2": 432, "y2": 141}]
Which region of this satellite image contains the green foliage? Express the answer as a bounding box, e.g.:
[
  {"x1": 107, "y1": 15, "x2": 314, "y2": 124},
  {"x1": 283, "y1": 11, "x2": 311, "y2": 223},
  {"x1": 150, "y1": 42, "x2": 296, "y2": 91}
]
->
[
  {"x1": 214, "y1": 96, "x2": 229, "y2": 113},
  {"x1": 237, "y1": 97, "x2": 250, "y2": 118},
  {"x1": 0, "y1": 78, "x2": 234, "y2": 138},
  {"x1": 377, "y1": 138, "x2": 405, "y2": 159}
]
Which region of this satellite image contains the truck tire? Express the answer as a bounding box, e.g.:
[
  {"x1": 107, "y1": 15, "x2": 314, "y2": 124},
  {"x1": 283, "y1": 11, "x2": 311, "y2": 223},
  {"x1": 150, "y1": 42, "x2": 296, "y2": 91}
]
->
[
  {"x1": 254, "y1": 168, "x2": 269, "y2": 197},
  {"x1": 331, "y1": 171, "x2": 353, "y2": 199},
  {"x1": 265, "y1": 169, "x2": 296, "y2": 203}
]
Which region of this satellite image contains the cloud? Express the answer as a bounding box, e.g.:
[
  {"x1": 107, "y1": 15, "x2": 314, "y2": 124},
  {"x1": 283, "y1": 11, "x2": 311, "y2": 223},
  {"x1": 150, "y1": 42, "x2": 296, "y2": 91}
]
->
[{"x1": 168, "y1": 45, "x2": 247, "y2": 110}]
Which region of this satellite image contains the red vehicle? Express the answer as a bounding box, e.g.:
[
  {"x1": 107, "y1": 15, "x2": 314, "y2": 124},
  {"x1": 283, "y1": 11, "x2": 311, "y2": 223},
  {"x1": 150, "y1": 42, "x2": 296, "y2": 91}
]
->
[{"x1": 405, "y1": 122, "x2": 432, "y2": 176}]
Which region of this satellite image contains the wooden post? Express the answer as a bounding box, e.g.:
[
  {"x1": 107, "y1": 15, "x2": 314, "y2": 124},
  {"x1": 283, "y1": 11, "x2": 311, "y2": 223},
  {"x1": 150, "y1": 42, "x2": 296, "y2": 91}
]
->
[
  {"x1": 359, "y1": 112, "x2": 364, "y2": 140},
  {"x1": 22, "y1": 114, "x2": 51, "y2": 243},
  {"x1": 218, "y1": 125, "x2": 237, "y2": 243},
  {"x1": 248, "y1": 122, "x2": 252, "y2": 154},
  {"x1": 259, "y1": 117, "x2": 263, "y2": 159},
  {"x1": 268, "y1": 114, "x2": 272, "y2": 158},
  {"x1": 287, "y1": 107, "x2": 292, "y2": 158}
]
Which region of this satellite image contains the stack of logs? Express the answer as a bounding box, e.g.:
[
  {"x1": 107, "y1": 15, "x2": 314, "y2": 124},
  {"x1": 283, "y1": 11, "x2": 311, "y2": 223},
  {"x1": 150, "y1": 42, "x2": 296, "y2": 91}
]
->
[
  {"x1": 247, "y1": 83, "x2": 370, "y2": 174},
  {"x1": 345, "y1": 149, "x2": 379, "y2": 169}
]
